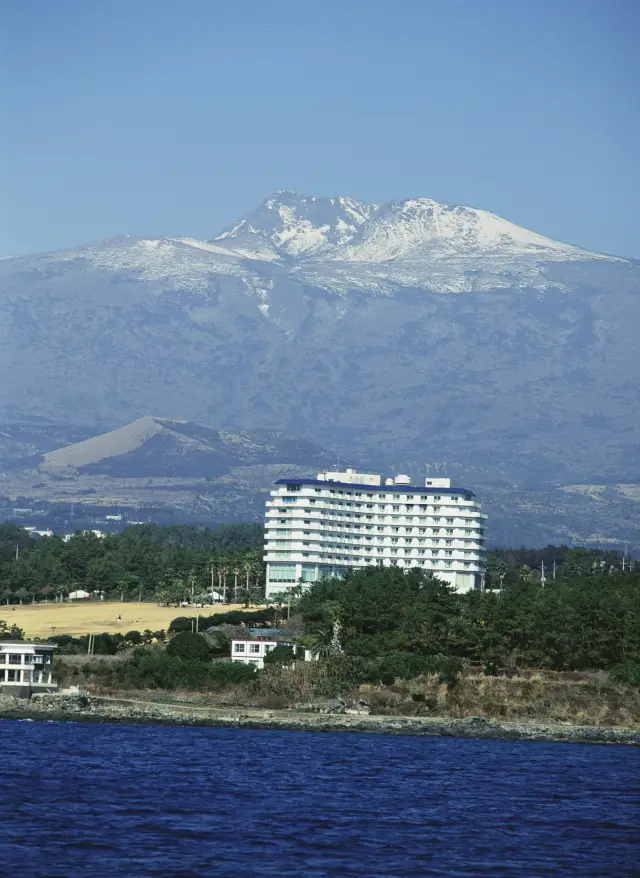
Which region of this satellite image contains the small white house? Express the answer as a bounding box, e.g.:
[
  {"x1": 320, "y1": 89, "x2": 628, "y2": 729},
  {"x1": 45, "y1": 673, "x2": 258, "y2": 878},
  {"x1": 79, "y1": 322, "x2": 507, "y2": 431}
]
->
[
  {"x1": 231, "y1": 635, "x2": 296, "y2": 670},
  {"x1": 68, "y1": 590, "x2": 91, "y2": 600},
  {"x1": 0, "y1": 642, "x2": 57, "y2": 696}
]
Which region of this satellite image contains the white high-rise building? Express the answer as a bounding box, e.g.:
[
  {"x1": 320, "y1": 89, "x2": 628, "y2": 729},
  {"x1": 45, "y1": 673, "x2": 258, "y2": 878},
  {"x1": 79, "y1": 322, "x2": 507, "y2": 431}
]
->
[{"x1": 264, "y1": 469, "x2": 487, "y2": 598}]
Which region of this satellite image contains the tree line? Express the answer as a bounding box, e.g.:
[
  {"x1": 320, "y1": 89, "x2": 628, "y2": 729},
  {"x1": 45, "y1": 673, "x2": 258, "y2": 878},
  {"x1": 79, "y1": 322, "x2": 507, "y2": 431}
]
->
[
  {"x1": 0, "y1": 523, "x2": 265, "y2": 605},
  {"x1": 297, "y1": 565, "x2": 640, "y2": 681}
]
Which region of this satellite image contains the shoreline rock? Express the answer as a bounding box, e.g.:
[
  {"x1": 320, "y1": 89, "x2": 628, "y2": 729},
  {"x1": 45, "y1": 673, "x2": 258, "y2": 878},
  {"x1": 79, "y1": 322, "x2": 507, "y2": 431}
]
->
[{"x1": 1, "y1": 693, "x2": 638, "y2": 745}]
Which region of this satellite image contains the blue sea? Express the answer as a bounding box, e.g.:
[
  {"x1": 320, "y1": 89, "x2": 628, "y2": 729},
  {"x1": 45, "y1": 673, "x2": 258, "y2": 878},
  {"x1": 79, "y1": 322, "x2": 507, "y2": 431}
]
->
[{"x1": 0, "y1": 720, "x2": 637, "y2": 877}]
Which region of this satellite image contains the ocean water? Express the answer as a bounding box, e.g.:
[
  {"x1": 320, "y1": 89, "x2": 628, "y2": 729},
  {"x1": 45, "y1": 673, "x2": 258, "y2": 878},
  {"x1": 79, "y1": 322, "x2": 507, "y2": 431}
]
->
[{"x1": 0, "y1": 720, "x2": 637, "y2": 877}]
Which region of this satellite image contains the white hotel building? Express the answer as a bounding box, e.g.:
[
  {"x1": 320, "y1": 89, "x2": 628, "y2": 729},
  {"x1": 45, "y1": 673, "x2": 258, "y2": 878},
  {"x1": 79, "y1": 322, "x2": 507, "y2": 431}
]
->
[{"x1": 264, "y1": 469, "x2": 487, "y2": 598}]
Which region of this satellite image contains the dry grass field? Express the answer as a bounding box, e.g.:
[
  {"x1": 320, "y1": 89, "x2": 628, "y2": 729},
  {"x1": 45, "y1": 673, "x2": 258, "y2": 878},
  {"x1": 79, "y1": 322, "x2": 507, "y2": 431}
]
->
[{"x1": 1, "y1": 601, "x2": 246, "y2": 639}]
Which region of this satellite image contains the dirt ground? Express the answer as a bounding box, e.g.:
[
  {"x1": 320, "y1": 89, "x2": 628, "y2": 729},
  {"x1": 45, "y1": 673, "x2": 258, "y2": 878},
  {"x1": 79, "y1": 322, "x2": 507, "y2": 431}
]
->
[{"x1": 2, "y1": 601, "x2": 245, "y2": 639}]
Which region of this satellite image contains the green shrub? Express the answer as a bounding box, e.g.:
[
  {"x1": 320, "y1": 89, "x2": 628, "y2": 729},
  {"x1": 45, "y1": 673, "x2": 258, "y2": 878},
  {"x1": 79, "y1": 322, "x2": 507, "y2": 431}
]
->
[
  {"x1": 124, "y1": 630, "x2": 143, "y2": 645},
  {"x1": 437, "y1": 656, "x2": 464, "y2": 688},
  {"x1": 263, "y1": 645, "x2": 295, "y2": 666},
  {"x1": 376, "y1": 652, "x2": 439, "y2": 681},
  {"x1": 168, "y1": 617, "x2": 195, "y2": 634},
  {"x1": 90, "y1": 633, "x2": 123, "y2": 655},
  {"x1": 106, "y1": 650, "x2": 255, "y2": 691},
  {"x1": 166, "y1": 632, "x2": 210, "y2": 662},
  {"x1": 610, "y1": 663, "x2": 640, "y2": 686}
]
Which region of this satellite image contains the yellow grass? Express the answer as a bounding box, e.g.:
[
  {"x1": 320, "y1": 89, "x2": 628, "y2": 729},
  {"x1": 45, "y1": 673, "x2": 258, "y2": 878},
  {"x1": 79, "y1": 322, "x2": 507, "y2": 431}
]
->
[{"x1": 2, "y1": 601, "x2": 246, "y2": 639}]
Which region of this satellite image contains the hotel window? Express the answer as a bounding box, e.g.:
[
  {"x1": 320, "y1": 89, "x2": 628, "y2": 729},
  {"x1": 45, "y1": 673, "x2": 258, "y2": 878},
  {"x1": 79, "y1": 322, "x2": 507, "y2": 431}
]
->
[
  {"x1": 234, "y1": 643, "x2": 246, "y2": 653},
  {"x1": 249, "y1": 644, "x2": 260, "y2": 654}
]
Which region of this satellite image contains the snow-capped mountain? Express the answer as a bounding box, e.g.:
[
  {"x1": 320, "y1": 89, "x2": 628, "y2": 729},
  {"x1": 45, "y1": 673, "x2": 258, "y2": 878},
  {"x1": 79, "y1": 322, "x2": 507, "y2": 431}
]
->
[
  {"x1": 0, "y1": 190, "x2": 639, "y2": 545},
  {"x1": 211, "y1": 191, "x2": 618, "y2": 295},
  {"x1": 216, "y1": 191, "x2": 599, "y2": 262}
]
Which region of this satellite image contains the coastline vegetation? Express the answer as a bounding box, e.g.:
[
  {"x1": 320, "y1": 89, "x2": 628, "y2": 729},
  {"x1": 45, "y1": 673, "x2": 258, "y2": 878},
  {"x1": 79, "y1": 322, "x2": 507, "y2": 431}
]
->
[{"x1": 1, "y1": 523, "x2": 639, "y2": 726}]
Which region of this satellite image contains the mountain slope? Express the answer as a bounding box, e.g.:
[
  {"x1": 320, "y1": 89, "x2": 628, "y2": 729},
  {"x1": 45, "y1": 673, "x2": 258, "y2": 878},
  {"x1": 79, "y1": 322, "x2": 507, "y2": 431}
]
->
[
  {"x1": 0, "y1": 418, "x2": 336, "y2": 523},
  {"x1": 40, "y1": 417, "x2": 335, "y2": 478},
  {"x1": 0, "y1": 190, "x2": 638, "y2": 545}
]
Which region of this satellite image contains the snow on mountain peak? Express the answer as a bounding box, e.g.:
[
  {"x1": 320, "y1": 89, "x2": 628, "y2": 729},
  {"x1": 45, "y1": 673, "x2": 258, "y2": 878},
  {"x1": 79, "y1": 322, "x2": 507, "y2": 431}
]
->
[
  {"x1": 214, "y1": 190, "x2": 610, "y2": 268},
  {"x1": 330, "y1": 197, "x2": 591, "y2": 264},
  {"x1": 12, "y1": 191, "x2": 620, "y2": 307},
  {"x1": 213, "y1": 191, "x2": 376, "y2": 259}
]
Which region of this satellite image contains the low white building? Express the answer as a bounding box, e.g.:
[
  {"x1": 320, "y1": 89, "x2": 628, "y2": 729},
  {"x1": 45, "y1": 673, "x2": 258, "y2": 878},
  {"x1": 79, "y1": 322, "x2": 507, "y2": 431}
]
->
[
  {"x1": 231, "y1": 633, "x2": 296, "y2": 670},
  {"x1": 264, "y1": 469, "x2": 487, "y2": 598},
  {"x1": 0, "y1": 642, "x2": 57, "y2": 696}
]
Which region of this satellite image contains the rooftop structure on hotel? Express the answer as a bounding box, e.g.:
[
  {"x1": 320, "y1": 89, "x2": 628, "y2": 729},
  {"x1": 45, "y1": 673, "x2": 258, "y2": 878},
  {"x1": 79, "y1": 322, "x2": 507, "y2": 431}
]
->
[{"x1": 264, "y1": 469, "x2": 486, "y2": 598}]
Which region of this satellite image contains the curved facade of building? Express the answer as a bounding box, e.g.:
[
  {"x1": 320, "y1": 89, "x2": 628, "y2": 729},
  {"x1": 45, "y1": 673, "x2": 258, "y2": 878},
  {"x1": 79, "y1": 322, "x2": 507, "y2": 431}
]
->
[{"x1": 264, "y1": 469, "x2": 487, "y2": 598}]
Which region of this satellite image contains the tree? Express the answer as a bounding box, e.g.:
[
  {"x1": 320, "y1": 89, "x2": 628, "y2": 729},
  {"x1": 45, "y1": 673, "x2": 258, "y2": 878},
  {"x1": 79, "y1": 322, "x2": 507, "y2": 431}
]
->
[
  {"x1": 166, "y1": 632, "x2": 210, "y2": 662},
  {"x1": 123, "y1": 630, "x2": 143, "y2": 645},
  {"x1": 263, "y1": 644, "x2": 295, "y2": 666},
  {"x1": 0, "y1": 620, "x2": 24, "y2": 640}
]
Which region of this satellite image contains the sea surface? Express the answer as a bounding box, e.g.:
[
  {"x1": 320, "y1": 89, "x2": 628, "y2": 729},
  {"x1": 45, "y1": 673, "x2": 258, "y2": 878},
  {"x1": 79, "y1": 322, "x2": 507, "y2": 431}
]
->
[{"x1": 0, "y1": 720, "x2": 637, "y2": 877}]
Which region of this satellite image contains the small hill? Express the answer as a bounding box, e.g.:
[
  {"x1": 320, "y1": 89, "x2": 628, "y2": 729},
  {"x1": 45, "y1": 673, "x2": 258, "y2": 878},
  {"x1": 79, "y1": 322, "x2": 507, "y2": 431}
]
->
[{"x1": 41, "y1": 417, "x2": 335, "y2": 478}]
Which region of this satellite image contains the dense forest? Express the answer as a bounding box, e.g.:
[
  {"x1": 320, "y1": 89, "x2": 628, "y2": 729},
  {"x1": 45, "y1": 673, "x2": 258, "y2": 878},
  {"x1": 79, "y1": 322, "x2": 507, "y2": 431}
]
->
[{"x1": 296, "y1": 566, "x2": 640, "y2": 679}]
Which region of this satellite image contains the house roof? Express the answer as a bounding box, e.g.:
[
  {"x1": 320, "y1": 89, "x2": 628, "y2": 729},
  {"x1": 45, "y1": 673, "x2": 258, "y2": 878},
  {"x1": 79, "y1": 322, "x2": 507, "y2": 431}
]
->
[
  {"x1": 245, "y1": 627, "x2": 289, "y2": 637},
  {"x1": 231, "y1": 636, "x2": 295, "y2": 644}
]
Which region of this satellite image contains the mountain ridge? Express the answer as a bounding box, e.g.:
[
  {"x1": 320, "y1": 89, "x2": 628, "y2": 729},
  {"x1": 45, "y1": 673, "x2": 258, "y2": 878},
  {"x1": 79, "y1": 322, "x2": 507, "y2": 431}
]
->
[{"x1": 0, "y1": 190, "x2": 638, "y2": 546}]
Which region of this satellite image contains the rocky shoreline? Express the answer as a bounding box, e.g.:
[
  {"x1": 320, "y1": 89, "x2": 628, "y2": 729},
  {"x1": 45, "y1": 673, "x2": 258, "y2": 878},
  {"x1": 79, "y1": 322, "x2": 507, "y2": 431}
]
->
[{"x1": 0, "y1": 692, "x2": 638, "y2": 745}]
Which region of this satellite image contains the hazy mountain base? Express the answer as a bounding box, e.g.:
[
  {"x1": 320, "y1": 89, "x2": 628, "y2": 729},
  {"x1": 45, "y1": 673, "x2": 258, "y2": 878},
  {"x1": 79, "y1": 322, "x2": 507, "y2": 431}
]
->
[{"x1": 1, "y1": 437, "x2": 639, "y2": 548}]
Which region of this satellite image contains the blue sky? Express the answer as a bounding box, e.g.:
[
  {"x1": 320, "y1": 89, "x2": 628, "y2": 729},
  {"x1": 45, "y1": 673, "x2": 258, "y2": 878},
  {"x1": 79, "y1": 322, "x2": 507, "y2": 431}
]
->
[{"x1": 2, "y1": 0, "x2": 638, "y2": 258}]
